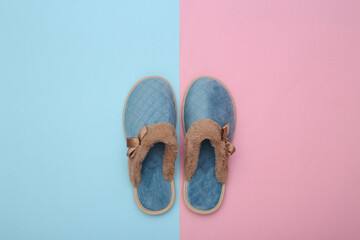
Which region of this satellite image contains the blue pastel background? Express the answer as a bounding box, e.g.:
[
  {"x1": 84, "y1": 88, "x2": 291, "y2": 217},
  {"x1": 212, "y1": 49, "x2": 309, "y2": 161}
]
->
[{"x1": 0, "y1": 0, "x2": 179, "y2": 239}]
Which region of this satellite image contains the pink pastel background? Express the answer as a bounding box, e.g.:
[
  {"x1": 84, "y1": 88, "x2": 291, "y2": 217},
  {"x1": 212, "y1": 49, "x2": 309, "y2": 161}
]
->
[{"x1": 180, "y1": 0, "x2": 360, "y2": 239}]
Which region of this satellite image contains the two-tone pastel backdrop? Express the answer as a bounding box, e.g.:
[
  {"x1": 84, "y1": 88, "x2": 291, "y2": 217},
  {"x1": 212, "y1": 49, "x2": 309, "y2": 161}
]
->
[{"x1": 1, "y1": 0, "x2": 360, "y2": 239}]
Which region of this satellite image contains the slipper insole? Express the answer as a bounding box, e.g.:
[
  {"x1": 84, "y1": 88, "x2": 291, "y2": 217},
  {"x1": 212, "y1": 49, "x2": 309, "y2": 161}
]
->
[
  {"x1": 187, "y1": 139, "x2": 222, "y2": 210},
  {"x1": 137, "y1": 142, "x2": 171, "y2": 211}
]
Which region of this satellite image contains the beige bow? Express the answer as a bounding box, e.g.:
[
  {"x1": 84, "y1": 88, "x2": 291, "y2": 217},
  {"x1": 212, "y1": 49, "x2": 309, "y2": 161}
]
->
[
  {"x1": 127, "y1": 125, "x2": 148, "y2": 158},
  {"x1": 221, "y1": 123, "x2": 236, "y2": 155}
]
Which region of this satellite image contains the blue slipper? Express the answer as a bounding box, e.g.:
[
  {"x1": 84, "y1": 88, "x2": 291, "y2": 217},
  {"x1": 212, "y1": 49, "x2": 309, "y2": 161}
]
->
[
  {"x1": 182, "y1": 76, "x2": 236, "y2": 214},
  {"x1": 123, "y1": 76, "x2": 178, "y2": 215}
]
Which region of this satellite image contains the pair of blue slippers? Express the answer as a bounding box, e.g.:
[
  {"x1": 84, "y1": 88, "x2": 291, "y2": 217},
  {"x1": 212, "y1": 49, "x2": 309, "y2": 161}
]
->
[{"x1": 123, "y1": 76, "x2": 236, "y2": 215}]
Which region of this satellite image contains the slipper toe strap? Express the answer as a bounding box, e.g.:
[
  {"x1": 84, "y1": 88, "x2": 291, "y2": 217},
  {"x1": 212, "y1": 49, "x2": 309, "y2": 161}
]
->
[
  {"x1": 185, "y1": 119, "x2": 235, "y2": 184},
  {"x1": 127, "y1": 122, "x2": 178, "y2": 187}
]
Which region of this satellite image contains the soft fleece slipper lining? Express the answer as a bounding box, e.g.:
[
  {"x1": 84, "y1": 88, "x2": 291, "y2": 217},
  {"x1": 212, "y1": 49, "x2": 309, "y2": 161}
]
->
[
  {"x1": 187, "y1": 140, "x2": 222, "y2": 210},
  {"x1": 137, "y1": 143, "x2": 172, "y2": 211}
]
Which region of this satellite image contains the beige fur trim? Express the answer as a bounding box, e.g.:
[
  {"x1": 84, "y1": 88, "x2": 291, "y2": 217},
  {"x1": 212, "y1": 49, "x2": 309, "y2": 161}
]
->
[
  {"x1": 185, "y1": 119, "x2": 230, "y2": 184},
  {"x1": 128, "y1": 122, "x2": 178, "y2": 187}
]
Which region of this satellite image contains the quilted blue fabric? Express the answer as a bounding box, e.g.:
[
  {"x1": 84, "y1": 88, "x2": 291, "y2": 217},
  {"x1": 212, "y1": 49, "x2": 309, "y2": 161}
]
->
[
  {"x1": 124, "y1": 77, "x2": 176, "y2": 211},
  {"x1": 184, "y1": 77, "x2": 235, "y2": 211},
  {"x1": 125, "y1": 77, "x2": 176, "y2": 138},
  {"x1": 184, "y1": 77, "x2": 235, "y2": 141}
]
